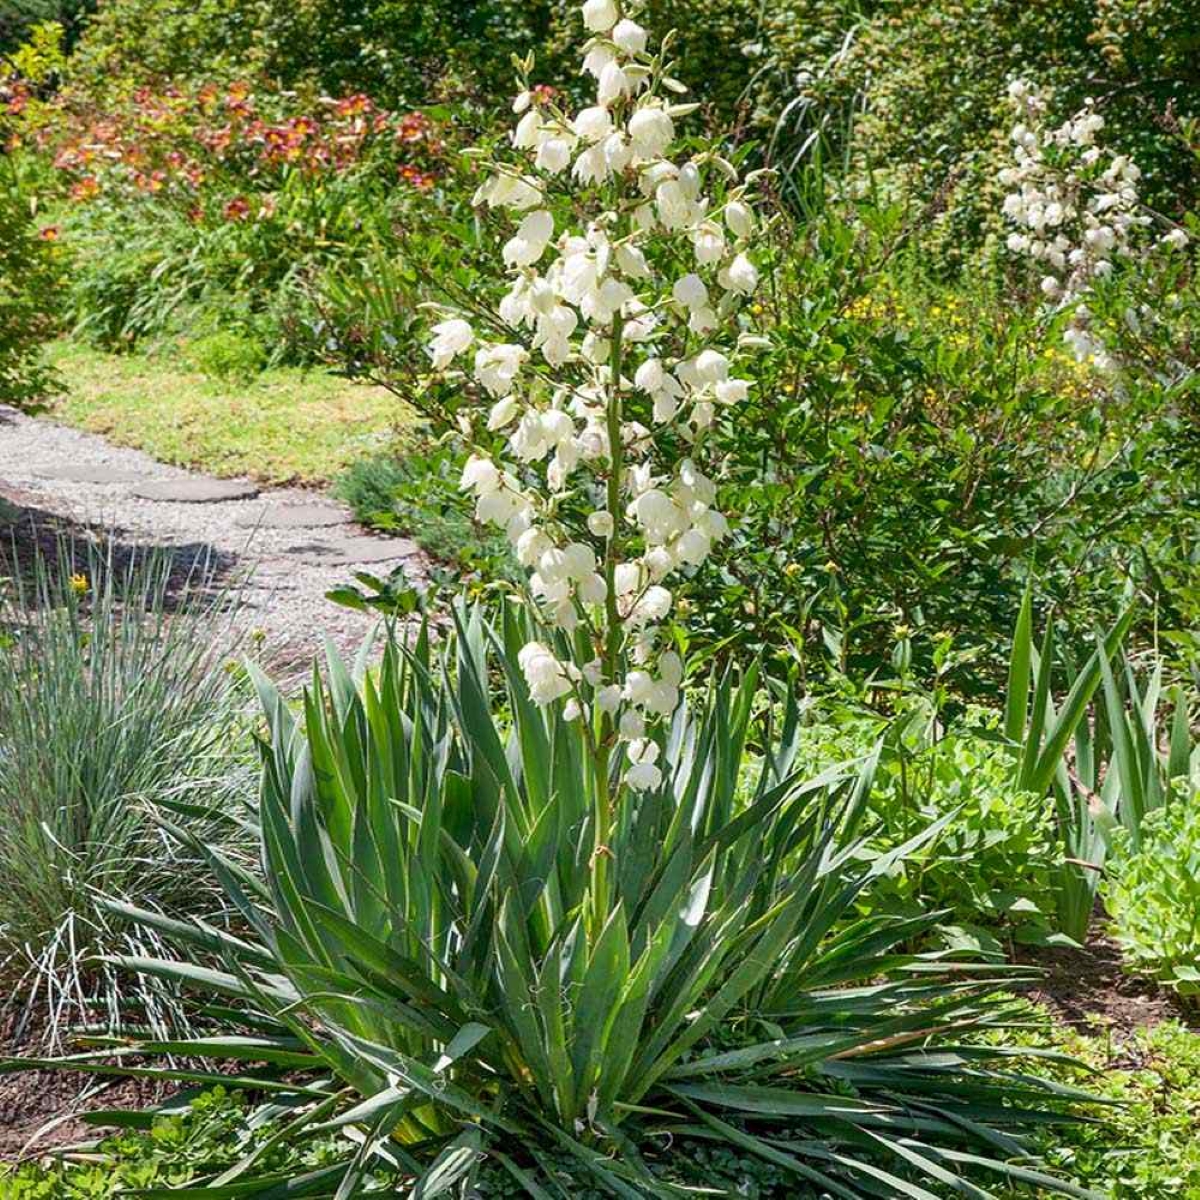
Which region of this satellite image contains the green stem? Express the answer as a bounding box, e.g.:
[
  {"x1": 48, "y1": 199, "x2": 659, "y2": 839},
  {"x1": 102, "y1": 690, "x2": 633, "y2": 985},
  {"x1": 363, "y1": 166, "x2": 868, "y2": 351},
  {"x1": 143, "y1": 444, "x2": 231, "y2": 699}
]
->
[{"x1": 592, "y1": 313, "x2": 626, "y2": 938}]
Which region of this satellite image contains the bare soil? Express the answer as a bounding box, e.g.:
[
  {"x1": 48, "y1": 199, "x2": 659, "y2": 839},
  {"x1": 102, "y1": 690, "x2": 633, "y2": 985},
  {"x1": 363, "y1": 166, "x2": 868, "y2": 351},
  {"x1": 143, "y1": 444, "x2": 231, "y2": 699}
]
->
[{"x1": 0, "y1": 1068, "x2": 174, "y2": 1161}]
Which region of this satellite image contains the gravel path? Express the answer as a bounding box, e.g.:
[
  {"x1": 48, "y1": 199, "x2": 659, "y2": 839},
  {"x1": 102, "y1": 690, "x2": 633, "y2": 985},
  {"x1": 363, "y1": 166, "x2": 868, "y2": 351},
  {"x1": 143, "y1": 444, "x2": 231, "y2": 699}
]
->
[{"x1": 0, "y1": 405, "x2": 427, "y2": 674}]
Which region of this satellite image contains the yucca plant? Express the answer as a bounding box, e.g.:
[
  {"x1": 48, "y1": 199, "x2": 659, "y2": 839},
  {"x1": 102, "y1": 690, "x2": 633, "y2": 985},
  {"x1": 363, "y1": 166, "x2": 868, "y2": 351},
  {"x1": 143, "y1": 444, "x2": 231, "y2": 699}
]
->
[
  {"x1": 0, "y1": 539, "x2": 254, "y2": 1047},
  {"x1": 13, "y1": 607, "x2": 1105, "y2": 1196},
  {"x1": 1001, "y1": 588, "x2": 1199, "y2": 941},
  {"x1": 1091, "y1": 650, "x2": 1197, "y2": 849}
]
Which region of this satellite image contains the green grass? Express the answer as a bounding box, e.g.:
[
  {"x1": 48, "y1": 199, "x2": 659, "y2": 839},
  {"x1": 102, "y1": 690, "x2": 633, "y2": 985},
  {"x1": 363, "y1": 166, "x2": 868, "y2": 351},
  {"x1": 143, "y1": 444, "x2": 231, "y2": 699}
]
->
[{"x1": 45, "y1": 341, "x2": 415, "y2": 486}]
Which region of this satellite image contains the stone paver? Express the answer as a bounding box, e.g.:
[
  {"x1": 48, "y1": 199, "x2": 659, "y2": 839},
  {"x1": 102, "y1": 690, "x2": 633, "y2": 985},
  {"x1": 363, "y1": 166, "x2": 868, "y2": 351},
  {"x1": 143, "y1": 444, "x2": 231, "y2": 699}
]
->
[
  {"x1": 285, "y1": 535, "x2": 421, "y2": 566},
  {"x1": 35, "y1": 464, "x2": 147, "y2": 484},
  {"x1": 131, "y1": 478, "x2": 260, "y2": 504},
  {"x1": 234, "y1": 502, "x2": 352, "y2": 530},
  {"x1": 0, "y1": 404, "x2": 430, "y2": 672}
]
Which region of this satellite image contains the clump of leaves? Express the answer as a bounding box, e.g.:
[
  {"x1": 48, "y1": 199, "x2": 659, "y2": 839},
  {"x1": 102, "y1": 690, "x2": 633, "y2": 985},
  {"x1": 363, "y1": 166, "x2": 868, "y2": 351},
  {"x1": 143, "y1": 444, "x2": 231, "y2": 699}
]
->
[
  {"x1": 988, "y1": 1005, "x2": 1200, "y2": 1199},
  {"x1": 13, "y1": 612, "x2": 1104, "y2": 1197},
  {"x1": 0, "y1": 540, "x2": 254, "y2": 1047},
  {"x1": 1106, "y1": 788, "x2": 1200, "y2": 996}
]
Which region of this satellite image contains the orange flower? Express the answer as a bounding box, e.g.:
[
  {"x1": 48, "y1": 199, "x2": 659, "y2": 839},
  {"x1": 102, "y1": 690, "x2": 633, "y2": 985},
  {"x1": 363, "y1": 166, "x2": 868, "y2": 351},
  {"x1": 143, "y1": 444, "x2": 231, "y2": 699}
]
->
[
  {"x1": 71, "y1": 176, "x2": 101, "y2": 201},
  {"x1": 38, "y1": 225, "x2": 60, "y2": 241},
  {"x1": 223, "y1": 195, "x2": 251, "y2": 221}
]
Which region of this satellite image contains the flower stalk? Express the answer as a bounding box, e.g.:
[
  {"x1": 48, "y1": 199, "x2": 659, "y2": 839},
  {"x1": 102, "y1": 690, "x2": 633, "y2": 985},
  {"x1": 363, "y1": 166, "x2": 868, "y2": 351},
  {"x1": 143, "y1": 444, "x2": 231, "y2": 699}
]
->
[{"x1": 428, "y1": 0, "x2": 766, "y2": 935}]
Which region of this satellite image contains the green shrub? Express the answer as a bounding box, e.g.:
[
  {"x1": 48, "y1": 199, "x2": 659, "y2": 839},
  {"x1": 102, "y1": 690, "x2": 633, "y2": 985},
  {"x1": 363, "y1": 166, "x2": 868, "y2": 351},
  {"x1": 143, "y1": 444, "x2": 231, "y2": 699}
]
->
[
  {"x1": 872, "y1": 727, "x2": 1059, "y2": 948},
  {"x1": 30, "y1": 74, "x2": 452, "y2": 359},
  {"x1": 334, "y1": 445, "x2": 520, "y2": 587},
  {"x1": 693, "y1": 198, "x2": 1200, "y2": 688},
  {"x1": 0, "y1": 542, "x2": 253, "y2": 1046},
  {"x1": 740, "y1": 0, "x2": 1200, "y2": 268},
  {"x1": 1106, "y1": 788, "x2": 1200, "y2": 996},
  {"x1": 0, "y1": 154, "x2": 59, "y2": 408}
]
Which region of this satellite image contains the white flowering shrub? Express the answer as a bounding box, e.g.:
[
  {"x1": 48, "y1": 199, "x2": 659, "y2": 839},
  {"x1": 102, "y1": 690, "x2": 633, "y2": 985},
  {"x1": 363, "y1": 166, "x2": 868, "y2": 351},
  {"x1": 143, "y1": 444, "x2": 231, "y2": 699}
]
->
[
  {"x1": 428, "y1": 0, "x2": 767, "y2": 801},
  {"x1": 1001, "y1": 78, "x2": 1189, "y2": 368}
]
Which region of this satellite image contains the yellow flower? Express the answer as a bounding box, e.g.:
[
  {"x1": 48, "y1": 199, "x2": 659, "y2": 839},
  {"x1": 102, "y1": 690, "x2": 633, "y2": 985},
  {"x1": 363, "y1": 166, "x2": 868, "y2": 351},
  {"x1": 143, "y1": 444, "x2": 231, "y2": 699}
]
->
[
  {"x1": 784, "y1": 562, "x2": 802, "y2": 579},
  {"x1": 69, "y1": 573, "x2": 89, "y2": 595}
]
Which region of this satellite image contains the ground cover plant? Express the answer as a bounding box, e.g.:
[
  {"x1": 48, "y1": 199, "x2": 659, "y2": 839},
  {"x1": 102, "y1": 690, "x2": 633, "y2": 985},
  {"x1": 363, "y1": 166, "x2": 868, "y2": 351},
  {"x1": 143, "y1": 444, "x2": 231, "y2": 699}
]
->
[
  {"x1": 45, "y1": 341, "x2": 411, "y2": 485},
  {"x1": 0, "y1": 140, "x2": 60, "y2": 409},
  {"x1": 0, "y1": 541, "x2": 253, "y2": 1047}
]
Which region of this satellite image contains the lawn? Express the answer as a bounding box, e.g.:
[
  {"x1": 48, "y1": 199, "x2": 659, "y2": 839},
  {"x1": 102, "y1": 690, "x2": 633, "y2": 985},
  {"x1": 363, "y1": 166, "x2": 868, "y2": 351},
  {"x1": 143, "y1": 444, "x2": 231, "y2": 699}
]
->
[{"x1": 44, "y1": 341, "x2": 415, "y2": 486}]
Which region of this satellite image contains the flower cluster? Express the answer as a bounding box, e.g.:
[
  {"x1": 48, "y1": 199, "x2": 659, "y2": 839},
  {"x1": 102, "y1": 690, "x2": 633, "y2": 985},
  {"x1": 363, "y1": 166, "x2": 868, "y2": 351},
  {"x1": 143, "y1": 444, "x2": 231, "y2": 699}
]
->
[
  {"x1": 39, "y1": 80, "x2": 446, "y2": 216},
  {"x1": 1000, "y1": 79, "x2": 1188, "y2": 367},
  {"x1": 428, "y1": 0, "x2": 766, "y2": 790}
]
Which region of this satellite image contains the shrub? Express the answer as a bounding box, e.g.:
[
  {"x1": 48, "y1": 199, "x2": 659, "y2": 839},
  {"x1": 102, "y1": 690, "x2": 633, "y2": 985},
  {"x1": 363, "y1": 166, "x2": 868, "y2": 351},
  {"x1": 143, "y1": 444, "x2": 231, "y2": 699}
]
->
[
  {"x1": 0, "y1": 542, "x2": 253, "y2": 1046},
  {"x1": 0, "y1": 150, "x2": 59, "y2": 409},
  {"x1": 871, "y1": 726, "x2": 1059, "y2": 948},
  {"x1": 0, "y1": 2, "x2": 91, "y2": 56},
  {"x1": 334, "y1": 445, "x2": 520, "y2": 587},
  {"x1": 693, "y1": 196, "x2": 1200, "y2": 688},
  {"x1": 1106, "y1": 788, "x2": 1200, "y2": 996},
  {"x1": 31, "y1": 76, "x2": 451, "y2": 356},
  {"x1": 808, "y1": 0, "x2": 1199, "y2": 267}
]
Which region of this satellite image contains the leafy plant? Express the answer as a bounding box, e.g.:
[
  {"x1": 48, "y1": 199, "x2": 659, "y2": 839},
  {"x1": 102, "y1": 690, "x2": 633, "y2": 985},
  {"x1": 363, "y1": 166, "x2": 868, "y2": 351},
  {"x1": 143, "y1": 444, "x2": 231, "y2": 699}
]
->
[
  {"x1": 0, "y1": 541, "x2": 253, "y2": 1047},
  {"x1": 11, "y1": 610, "x2": 1105, "y2": 1196},
  {"x1": 1105, "y1": 789, "x2": 1200, "y2": 996},
  {"x1": 0, "y1": 152, "x2": 59, "y2": 408},
  {"x1": 869, "y1": 721, "x2": 1060, "y2": 950}
]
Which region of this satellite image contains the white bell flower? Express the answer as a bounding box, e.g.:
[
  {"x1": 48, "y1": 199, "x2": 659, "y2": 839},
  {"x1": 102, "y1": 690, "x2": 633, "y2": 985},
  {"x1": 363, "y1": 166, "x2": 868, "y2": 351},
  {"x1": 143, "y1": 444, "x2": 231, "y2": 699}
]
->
[
  {"x1": 628, "y1": 106, "x2": 673, "y2": 159},
  {"x1": 573, "y1": 105, "x2": 614, "y2": 142},
  {"x1": 724, "y1": 199, "x2": 754, "y2": 238},
  {"x1": 428, "y1": 319, "x2": 473, "y2": 369},
  {"x1": 474, "y1": 344, "x2": 528, "y2": 397},
  {"x1": 612, "y1": 19, "x2": 648, "y2": 53},
  {"x1": 583, "y1": 42, "x2": 617, "y2": 79},
  {"x1": 503, "y1": 209, "x2": 555, "y2": 268},
  {"x1": 487, "y1": 395, "x2": 520, "y2": 430},
  {"x1": 519, "y1": 642, "x2": 576, "y2": 705},
  {"x1": 598, "y1": 61, "x2": 632, "y2": 105},
  {"x1": 513, "y1": 109, "x2": 542, "y2": 150},
  {"x1": 582, "y1": 0, "x2": 619, "y2": 33},
  {"x1": 672, "y1": 273, "x2": 709, "y2": 309},
  {"x1": 587, "y1": 511, "x2": 615, "y2": 538},
  {"x1": 719, "y1": 252, "x2": 759, "y2": 295}
]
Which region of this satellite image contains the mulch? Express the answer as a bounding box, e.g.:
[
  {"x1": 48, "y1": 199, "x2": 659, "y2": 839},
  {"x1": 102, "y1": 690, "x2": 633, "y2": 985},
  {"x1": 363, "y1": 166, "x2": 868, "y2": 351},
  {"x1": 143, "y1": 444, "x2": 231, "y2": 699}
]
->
[
  {"x1": 0, "y1": 1069, "x2": 174, "y2": 1162},
  {"x1": 1017, "y1": 920, "x2": 1197, "y2": 1036}
]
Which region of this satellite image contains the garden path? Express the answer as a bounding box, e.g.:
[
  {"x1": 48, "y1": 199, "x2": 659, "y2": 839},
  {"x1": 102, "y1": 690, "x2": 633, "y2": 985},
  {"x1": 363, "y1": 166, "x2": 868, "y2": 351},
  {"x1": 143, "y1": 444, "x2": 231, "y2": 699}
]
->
[{"x1": 0, "y1": 404, "x2": 426, "y2": 674}]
